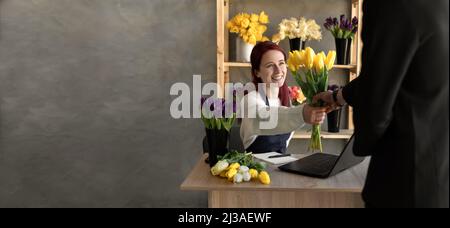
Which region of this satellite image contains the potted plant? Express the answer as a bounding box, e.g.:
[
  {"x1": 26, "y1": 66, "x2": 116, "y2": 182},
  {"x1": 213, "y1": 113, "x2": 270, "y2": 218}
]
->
[
  {"x1": 324, "y1": 15, "x2": 358, "y2": 65},
  {"x1": 226, "y1": 11, "x2": 270, "y2": 62},
  {"x1": 272, "y1": 17, "x2": 322, "y2": 52},
  {"x1": 326, "y1": 85, "x2": 343, "y2": 133},
  {"x1": 200, "y1": 96, "x2": 237, "y2": 167}
]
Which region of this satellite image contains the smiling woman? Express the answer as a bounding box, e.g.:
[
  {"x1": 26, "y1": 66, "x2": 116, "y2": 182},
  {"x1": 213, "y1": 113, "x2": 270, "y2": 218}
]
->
[{"x1": 240, "y1": 41, "x2": 328, "y2": 154}]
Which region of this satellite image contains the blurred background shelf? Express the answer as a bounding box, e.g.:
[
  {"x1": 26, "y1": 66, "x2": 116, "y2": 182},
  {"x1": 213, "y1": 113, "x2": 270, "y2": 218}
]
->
[{"x1": 224, "y1": 62, "x2": 357, "y2": 70}]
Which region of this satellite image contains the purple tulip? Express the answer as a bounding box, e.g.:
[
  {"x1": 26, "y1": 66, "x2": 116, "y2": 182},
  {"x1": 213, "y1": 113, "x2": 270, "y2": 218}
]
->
[
  {"x1": 352, "y1": 17, "x2": 358, "y2": 26},
  {"x1": 200, "y1": 96, "x2": 207, "y2": 107},
  {"x1": 333, "y1": 18, "x2": 338, "y2": 26},
  {"x1": 212, "y1": 99, "x2": 224, "y2": 118}
]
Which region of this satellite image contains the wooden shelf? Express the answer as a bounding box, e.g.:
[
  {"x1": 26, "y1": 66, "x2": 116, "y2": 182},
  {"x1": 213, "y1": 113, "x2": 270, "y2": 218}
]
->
[
  {"x1": 224, "y1": 62, "x2": 251, "y2": 67},
  {"x1": 225, "y1": 62, "x2": 357, "y2": 70},
  {"x1": 293, "y1": 129, "x2": 354, "y2": 139},
  {"x1": 217, "y1": 0, "x2": 364, "y2": 129}
]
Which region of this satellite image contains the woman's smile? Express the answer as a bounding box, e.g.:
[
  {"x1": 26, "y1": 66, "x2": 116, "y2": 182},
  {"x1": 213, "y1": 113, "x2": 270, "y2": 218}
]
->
[{"x1": 271, "y1": 75, "x2": 284, "y2": 83}]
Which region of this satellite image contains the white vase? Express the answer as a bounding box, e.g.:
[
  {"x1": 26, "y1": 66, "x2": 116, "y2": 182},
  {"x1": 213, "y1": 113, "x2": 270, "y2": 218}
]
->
[{"x1": 236, "y1": 38, "x2": 254, "y2": 63}]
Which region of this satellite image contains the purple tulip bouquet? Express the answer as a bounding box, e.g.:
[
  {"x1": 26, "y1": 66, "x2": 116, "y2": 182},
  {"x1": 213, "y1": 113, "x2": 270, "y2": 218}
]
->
[
  {"x1": 324, "y1": 15, "x2": 358, "y2": 39},
  {"x1": 200, "y1": 96, "x2": 237, "y2": 132}
]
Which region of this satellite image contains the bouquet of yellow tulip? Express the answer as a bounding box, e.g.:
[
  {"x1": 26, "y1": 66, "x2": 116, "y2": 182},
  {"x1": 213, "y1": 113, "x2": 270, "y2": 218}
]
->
[
  {"x1": 226, "y1": 11, "x2": 270, "y2": 45},
  {"x1": 287, "y1": 47, "x2": 336, "y2": 152}
]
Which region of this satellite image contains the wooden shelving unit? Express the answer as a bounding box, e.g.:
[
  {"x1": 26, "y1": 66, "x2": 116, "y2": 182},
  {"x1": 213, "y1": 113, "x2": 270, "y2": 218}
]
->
[{"x1": 217, "y1": 0, "x2": 363, "y2": 139}]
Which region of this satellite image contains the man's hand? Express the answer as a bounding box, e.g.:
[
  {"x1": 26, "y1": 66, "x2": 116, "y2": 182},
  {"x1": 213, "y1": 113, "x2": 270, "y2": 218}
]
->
[
  {"x1": 313, "y1": 91, "x2": 334, "y2": 105},
  {"x1": 313, "y1": 91, "x2": 342, "y2": 113}
]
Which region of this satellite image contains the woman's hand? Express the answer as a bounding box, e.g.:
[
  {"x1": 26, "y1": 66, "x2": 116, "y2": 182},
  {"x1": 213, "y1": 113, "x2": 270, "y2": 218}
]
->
[{"x1": 303, "y1": 105, "x2": 327, "y2": 125}]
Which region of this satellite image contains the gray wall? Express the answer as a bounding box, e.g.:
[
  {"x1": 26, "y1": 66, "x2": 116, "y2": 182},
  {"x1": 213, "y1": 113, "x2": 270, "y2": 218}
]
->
[{"x1": 0, "y1": 0, "x2": 350, "y2": 208}]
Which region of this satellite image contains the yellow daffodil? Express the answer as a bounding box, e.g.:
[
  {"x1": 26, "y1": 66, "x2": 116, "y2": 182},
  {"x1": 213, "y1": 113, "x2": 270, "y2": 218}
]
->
[
  {"x1": 272, "y1": 33, "x2": 282, "y2": 43},
  {"x1": 325, "y1": 51, "x2": 336, "y2": 70},
  {"x1": 241, "y1": 18, "x2": 250, "y2": 29},
  {"x1": 259, "y1": 11, "x2": 269, "y2": 24},
  {"x1": 247, "y1": 27, "x2": 257, "y2": 36},
  {"x1": 226, "y1": 21, "x2": 234, "y2": 30},
  {"x1": 227, "y1": 11, "x2": 270, "y2": 45},
  {"x1": 242, "y1": 34, "x2": 249, "y2": 43},
  {"x1": 250, "y1": 14, "x2": 259, "y2": 22},
  {"x1": 257, "y1": 25, "x2": 267, "y2": 34},
  {"x1": 230, "y1": 26, "x2": 239, "y2": 33},
  {"x1": 248, "y1": 35, "x2": 257, "y2": 45}
]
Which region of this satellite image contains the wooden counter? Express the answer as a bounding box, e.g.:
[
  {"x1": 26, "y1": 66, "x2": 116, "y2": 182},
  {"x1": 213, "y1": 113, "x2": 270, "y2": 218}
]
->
[{"x1": 181, "y1": 154, "x2": 369, "y2": 208}]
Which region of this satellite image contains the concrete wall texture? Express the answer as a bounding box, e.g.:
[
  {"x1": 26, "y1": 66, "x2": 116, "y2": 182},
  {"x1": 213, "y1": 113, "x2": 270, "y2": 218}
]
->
[{"x1": 0, "y1": 0, "x2": 350, "y2": 207}]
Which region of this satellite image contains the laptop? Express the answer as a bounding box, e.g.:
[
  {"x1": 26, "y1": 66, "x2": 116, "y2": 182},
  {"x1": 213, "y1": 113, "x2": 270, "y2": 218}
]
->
[{"x1": 278, "y1": 135, "x2": 365, "y2": 178}]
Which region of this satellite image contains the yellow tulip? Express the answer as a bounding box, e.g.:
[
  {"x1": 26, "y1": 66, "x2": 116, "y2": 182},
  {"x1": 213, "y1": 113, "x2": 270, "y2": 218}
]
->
[
  {"x1": 287, "y1": 53, "x2": 297, "y2": 72},
  {"x1": 249, "y1": 169, "x2": 259, "y2": 179},
  {"x1": 305, "y1": 47, "x2": 315, "y2": 70},
  {"x1": 314, "y1": 53, "x2": 325, "y2": 73},
  {"x1": 318, "y1": 52, "x2": 326, "y2": 61},
  {"x1": 228, "y1": 163, "x2": 240, "y2": 170},
  {"x1": 261, "y1": 36, "x2": 270, "y2": 42},
  {"x1": 226, "y1": 168, "x2": 237, "y2": 179},
  {"x1": 325, "y1": 51, "x2": 336, "y2": 70},
  {"x1": 259, "y1": 171, "x2": 271, "y2": 185},
  {"x1": 295, "y1": 50, "x2": 305, "y2": 68}
]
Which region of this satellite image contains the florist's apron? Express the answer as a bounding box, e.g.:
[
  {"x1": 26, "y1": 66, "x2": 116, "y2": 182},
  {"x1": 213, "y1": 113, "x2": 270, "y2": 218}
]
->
[{"x1": 245, "y1": 93, "x2": 291, "y2": 154}]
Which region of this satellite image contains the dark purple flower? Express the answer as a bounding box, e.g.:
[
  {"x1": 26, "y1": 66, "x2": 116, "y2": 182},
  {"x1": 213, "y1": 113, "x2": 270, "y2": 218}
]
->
[
  {"x1": 223, "y1": 100, "x2": 237, "y2": 117},
  {"x1": 346, "y1": 19, "x2": 353, "y2": 30},
  {"x1": 340, "y1": 19, "x2": 347, "y2": 30},
  {"x1": 200, "y1": 96, "x2": 207, "y2": 107},
  {"x1": 324, "y1": 17, "x2": 334, "y2": 30},
  {"x1": 213, "y1": 99, "x2": 224, "y2": 118},
  {"x1": 352, "y1": 16, "x2": 358, "y2": 26},
  {"x1": 340, "y1": 14, "x2": 345, "y2": 25},
  {"x1": 332, "y1": 18, "x2": 338, "y2": 26}
]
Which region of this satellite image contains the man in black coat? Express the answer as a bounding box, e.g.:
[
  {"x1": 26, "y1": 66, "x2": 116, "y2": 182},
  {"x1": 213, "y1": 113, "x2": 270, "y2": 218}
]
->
[{"x1": 315, "y1": 0, "x2": 449, "y2": 207}]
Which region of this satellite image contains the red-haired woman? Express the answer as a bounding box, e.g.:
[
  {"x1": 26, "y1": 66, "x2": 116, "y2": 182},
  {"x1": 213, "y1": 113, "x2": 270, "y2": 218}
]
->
[{"x1": 240, "y1": 41, "x2": 327, "y2": 154}]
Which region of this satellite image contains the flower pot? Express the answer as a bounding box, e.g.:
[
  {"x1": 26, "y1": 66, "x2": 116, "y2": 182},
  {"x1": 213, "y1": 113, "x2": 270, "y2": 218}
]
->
[
  {"x1": 205, "y1": 128, "x2": 229, "y2": 167},
  {"x1": 335, "y1": 38, "x2": 352, "y2": 65},
  {"x1": 236, "y1": 38, "x2": 254, "y2": 62},
  {"x1": 327, "y1": 108, "x2": 342, "y2": 133},
  {"x1": 289, "y1": 38, "x2": 306, "y2": 52}
]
